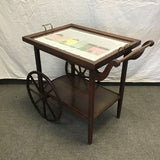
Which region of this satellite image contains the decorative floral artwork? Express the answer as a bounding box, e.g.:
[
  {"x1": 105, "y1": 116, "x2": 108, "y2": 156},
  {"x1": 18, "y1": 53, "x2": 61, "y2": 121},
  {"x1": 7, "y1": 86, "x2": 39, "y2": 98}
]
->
[
  {"x1": 45, "y1": 34, "x2": 109, "y2": 56},
  {"x1": 35, "y1": 28, "x2": 128, "y2": 61}
]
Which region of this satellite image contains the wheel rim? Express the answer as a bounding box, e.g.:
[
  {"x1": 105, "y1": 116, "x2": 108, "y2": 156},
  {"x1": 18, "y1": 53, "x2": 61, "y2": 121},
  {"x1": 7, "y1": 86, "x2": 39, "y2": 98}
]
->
[{"x1": 26, "y1": 71, "x2": 62, "y2": 122}]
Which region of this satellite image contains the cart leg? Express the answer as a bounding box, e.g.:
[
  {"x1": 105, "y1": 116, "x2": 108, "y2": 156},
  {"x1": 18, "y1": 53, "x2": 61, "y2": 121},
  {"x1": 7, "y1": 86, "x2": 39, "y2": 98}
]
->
[
  {"x1": 34, "y1": 47, "x2": 44, "y2": 91},
  {"x1": 34, "y1": 47, "x2": 46, "y2": 118},
  {"x1": 34, "y1": 47, "x2": 42, "y2": 73},
  {"x1": 117, "y1": 59, "x2": 128, "y2": 119},
  {"x1": 88, "y1": 70, "x2": 95, "y2": 144},
  {"x1": 71, "y1": 63, "x2": 75, "y2": 76}
]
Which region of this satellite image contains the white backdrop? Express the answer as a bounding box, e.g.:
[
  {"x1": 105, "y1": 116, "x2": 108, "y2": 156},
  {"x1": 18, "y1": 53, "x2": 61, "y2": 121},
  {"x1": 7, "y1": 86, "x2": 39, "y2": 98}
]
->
[{"x1": 0, "y1": 0, "x2": 160, "y2": 82}]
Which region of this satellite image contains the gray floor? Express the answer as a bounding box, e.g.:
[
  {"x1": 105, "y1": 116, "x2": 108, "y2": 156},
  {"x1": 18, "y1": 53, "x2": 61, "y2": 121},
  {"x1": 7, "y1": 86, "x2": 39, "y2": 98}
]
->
[{"x1": 0, "y1": 83, "x2": 160, "y2": 160}]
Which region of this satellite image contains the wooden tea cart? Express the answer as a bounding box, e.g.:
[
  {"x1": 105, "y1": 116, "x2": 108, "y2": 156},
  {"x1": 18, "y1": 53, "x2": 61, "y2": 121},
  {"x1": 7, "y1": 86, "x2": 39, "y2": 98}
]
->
[{"x1": 22, "y1": 24, "x2": 154, "y2": 144}]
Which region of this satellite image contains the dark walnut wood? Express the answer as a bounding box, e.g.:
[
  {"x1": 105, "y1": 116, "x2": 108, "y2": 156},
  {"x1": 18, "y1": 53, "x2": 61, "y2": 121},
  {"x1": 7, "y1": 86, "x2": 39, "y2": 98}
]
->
[
  {"x1": 27, "y1": 71, "x2": 62, "y2": 122},
  {"x1": 65, "y1": 61, "x2": 89, "y2": 79},
  {"x1": 93, "y1": 40, "x2": 154, "y2": 81},
  {"x1": 22, "y1": 23, "x2": 154, "y2": 144},
  {"x1": 22, "y1": 24, "x2": 141, "y2": 70},
  {"x1": 52, "y1": 75, "x2": 120, "y2": 119}
]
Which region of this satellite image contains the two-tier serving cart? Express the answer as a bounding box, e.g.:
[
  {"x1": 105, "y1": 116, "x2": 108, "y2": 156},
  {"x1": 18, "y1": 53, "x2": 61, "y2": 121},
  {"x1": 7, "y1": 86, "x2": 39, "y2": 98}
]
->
[{"x1": 22, "y1": 24, "x2": 153, "y2": 144}]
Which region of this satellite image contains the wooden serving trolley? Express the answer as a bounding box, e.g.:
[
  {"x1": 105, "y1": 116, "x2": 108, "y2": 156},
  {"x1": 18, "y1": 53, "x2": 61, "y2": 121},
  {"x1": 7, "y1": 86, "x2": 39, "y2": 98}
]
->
[{"x1": 22, "y1": 24, "x2": 154, "y2": 144}]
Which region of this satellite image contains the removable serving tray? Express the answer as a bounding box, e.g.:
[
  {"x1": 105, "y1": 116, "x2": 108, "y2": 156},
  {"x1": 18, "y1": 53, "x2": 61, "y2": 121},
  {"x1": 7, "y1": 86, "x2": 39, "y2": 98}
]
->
[{"x1": 23, "y1": 24, "x2": 141, "y2": 69}]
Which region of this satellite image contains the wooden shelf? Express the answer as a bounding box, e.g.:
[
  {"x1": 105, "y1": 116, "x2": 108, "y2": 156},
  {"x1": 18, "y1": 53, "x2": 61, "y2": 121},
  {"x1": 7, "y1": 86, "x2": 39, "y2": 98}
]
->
[{"x1": 52, "y1": 75, "x2": 120, "y2": 119}]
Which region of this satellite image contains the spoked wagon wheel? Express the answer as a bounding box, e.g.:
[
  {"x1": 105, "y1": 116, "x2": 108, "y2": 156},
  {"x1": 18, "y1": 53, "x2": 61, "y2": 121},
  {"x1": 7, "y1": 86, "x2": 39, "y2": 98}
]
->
[
  {"x1": 65, "y1": 62, "x2": 100, "y2": 84},
  {"x1": 65, "y1": 61, "x2": 89, "y2": 79},
  {"x1": 26, "y1": 71, "x2": 62, "y2": 122}
]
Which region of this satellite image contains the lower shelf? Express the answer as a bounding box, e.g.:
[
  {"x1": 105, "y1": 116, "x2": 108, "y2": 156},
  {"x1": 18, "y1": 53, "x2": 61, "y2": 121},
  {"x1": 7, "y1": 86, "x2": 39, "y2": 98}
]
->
[{"x1": 52, "y1": 75, "x2": 120, "y2": 119}]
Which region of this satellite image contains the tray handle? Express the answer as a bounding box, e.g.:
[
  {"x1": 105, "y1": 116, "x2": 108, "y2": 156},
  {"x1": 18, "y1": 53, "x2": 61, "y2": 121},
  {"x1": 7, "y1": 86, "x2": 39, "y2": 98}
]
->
[{"x1": 42, "y1": 23, "x2": 53, "y2": 31}]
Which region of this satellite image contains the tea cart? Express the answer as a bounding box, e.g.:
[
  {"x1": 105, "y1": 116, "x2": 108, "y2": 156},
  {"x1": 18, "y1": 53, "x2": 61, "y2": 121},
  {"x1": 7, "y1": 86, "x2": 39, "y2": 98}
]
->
[{"x1": 22, "y1": 24, "x2": 154, "y2": 144}]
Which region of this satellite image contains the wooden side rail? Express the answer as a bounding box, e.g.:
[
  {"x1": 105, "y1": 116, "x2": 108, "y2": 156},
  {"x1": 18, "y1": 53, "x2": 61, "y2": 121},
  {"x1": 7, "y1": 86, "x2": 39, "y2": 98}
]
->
[{"x1": 94, "y1": 40, "x2": 154, "y2": 81}]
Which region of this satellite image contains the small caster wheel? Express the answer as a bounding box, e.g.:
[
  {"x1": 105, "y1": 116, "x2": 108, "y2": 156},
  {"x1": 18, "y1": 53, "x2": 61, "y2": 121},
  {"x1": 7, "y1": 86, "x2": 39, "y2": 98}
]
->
[{"x1": 26, "y1": 71, "x2": 62, "y2": 122}]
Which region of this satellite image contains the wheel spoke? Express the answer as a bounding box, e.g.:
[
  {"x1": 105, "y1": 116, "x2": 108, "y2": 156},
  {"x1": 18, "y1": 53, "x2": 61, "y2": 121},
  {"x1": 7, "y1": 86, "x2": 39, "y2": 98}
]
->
[
  {"x1": 46, "y1": 87, "x2": 53, "y2": 95},
  {"x1": 82, "y1": 69, "x2": 89, "y2": 78},
  {"x1": 30, "y1": 75, "x2": 40, "y2": 92},
  {"x1": 46, "y1": 101, "x2": 56, "y2": 119},
  {"x1": 47, "y1": 91, "x2": 60, "y2": 102},
  {"x1": 44, "y1": 84, "x2": 59, "y2": 100},
  {"x1": 75, "y1": 67, "x2": 80, "y2": 74},
  {"x1": 30, "y1": 88, "x2": 41, "y2": 96},
  {"x1": 82, "y1": 68, "x2": 87, "y2": 74},
  {"x1": 65, "y1": 61, "x2": 90, "y2": 79},
  {"x1": 35, "y1": 97, "x2": 43, "y2": 104},
  {"x1": 78, "y1": 66, "x2": 82, "y2": 73},
  {"x1": 47, "y1": 97, "x2": 60, "y2": 109}
]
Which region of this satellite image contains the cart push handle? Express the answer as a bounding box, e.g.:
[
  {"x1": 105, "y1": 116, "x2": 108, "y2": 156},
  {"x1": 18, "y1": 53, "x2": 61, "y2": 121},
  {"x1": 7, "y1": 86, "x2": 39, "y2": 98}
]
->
[
  {"x1": 94, "y1": 40, "x2": 154, "y2": 81},
  {"x1": 114, "y1": 40, "x2": 154, "y2": 66}
]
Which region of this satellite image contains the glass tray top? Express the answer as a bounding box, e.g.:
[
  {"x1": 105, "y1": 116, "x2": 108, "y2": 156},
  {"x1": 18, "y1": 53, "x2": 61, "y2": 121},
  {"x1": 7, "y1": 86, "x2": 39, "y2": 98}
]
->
[{"x1": 35, "y1": 28, "x2": 128, "y2": 61}]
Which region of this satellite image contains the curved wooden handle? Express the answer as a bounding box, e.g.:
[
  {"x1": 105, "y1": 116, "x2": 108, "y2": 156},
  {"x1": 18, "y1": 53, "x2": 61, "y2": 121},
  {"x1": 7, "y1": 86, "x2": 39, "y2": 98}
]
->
[
  {"x1": 115, "y1": 40, "x2": 154, "y2": 66},
  {"x1": 94, "y1": 40, "x2": 154, "y2": 81}
]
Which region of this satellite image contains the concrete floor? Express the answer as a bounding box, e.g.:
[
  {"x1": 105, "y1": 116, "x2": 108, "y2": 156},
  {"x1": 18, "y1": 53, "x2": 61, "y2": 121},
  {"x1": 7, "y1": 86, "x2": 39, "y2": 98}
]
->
[{"x1": 0, "y1": 83, "x2": 160, "y2": 160}]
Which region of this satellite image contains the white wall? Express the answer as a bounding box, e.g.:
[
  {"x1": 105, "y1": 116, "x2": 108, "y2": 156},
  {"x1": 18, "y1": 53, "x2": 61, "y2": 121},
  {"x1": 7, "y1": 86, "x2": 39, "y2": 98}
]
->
[
  {"x1": 0, "y1": 0, "x2": 159, "y2": 82},
  {"x1": 88, "y1": 0, "x2": 160, "y2": 82}
]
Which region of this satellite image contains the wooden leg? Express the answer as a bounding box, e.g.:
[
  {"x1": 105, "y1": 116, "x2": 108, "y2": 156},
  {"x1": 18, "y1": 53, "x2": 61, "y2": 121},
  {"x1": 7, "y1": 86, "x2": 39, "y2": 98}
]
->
[
  {"x1": 34, "y1": 47, "x2": 42, "y2": 73},
  {"x1": 88, "y1": 70, "x2": 95, "y2": 144},
  {"x1": 71, "y1": 63, "x2": 75, "y2": 76},
  {"x1": 34, "y1": 47, "x2": 46, "y2": 117},
  {"x1": 34, "y1": 47, "x2": 43, "y2": 91},
  {"x1": 117, "y1": 60, "x2": 128, "y2": 118}
]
